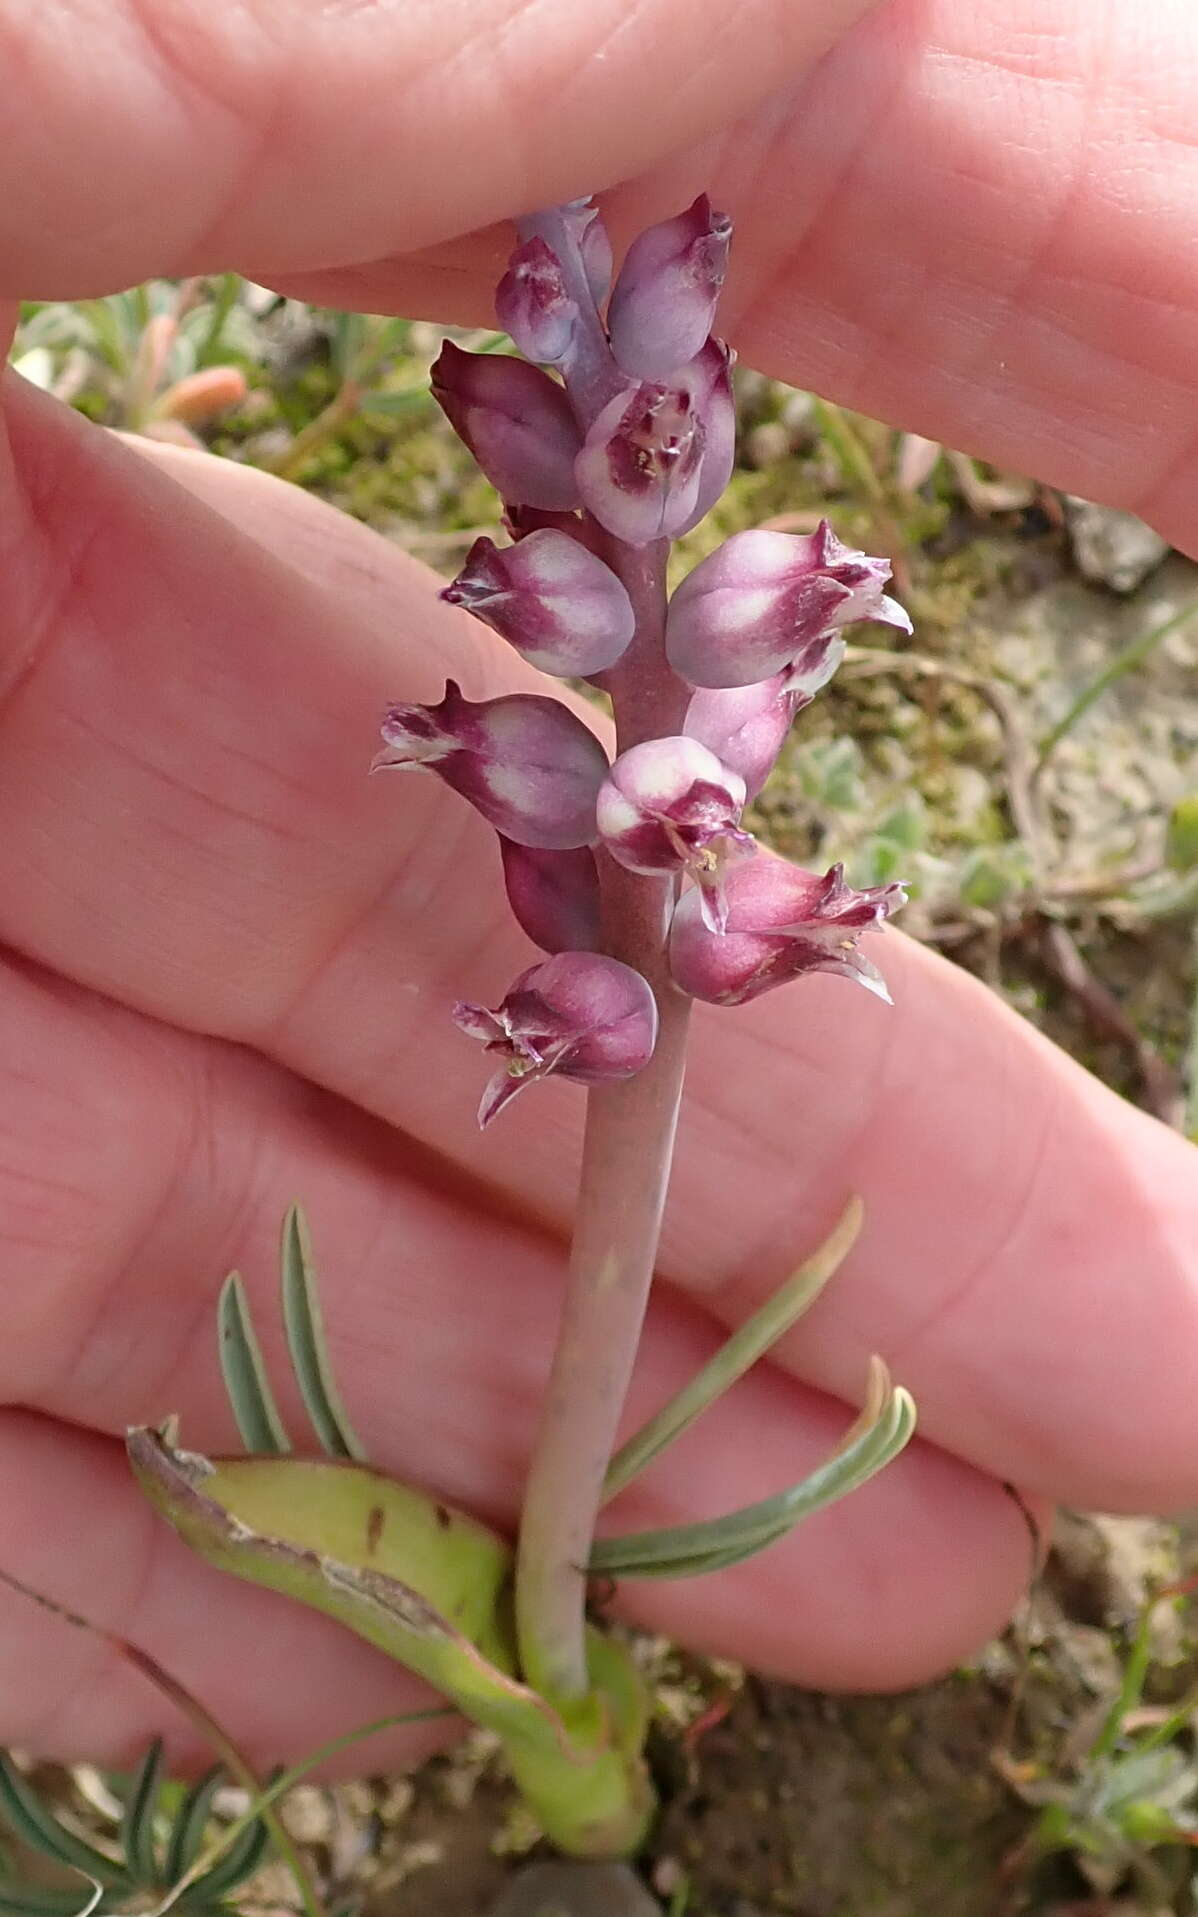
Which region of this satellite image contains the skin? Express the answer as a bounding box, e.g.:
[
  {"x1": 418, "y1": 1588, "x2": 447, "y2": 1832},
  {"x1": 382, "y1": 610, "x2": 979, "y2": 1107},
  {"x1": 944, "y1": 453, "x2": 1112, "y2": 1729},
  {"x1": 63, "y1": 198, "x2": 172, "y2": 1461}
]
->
[{"x1": 1, "y1": 0, "x2": 1197, "y2": 1773}]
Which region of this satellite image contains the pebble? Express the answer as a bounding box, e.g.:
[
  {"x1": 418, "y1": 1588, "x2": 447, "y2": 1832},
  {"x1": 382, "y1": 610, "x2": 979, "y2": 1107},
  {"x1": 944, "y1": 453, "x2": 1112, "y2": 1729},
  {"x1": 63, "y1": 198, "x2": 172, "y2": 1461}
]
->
[
  {"x1": 486, "y1": 1860, "x2": 662, "y2": 1917},
  {"x1": 1063, "y1": 496, "x2": 1170, "y2": 593}
]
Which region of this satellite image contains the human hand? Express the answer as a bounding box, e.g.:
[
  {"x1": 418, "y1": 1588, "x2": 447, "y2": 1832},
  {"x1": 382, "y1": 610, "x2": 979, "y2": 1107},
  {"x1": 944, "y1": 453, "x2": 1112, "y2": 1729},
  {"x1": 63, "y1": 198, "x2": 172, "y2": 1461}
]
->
[{"x1": 1, "y1": 0, "x2": 1196, "y2": 1772}]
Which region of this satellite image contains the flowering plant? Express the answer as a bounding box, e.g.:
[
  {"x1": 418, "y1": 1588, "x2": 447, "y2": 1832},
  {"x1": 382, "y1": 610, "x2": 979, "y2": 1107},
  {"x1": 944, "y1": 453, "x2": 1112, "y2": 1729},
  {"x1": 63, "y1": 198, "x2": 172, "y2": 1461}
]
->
[{"x1": 130, "y1": 194, "x2": 916, "y2": 1859}]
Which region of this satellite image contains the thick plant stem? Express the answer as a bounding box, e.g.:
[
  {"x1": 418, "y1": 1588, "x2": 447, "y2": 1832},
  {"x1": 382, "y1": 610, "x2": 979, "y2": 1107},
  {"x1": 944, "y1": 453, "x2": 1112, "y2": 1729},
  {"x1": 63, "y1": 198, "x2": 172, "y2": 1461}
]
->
[
  {"x1": 516, "y1": 959, "x2": 691, "y2": 1699},
  {"x1": 516, "y1": 540, "x2": 691, "y2": 1703}
]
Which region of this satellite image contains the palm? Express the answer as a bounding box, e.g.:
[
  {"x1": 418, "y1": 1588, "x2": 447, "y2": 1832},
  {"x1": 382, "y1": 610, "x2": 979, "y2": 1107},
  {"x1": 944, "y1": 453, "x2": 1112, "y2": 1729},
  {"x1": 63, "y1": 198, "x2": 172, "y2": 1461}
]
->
[{"x1": 0, "y1": 0, "x2": 1196, "y2": 1771}]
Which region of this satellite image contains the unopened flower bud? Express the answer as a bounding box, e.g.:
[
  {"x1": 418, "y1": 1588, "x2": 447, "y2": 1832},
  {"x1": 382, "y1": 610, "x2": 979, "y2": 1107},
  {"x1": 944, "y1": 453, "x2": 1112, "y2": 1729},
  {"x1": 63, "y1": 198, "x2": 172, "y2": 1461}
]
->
[
  {"x1": 559, "y1": 198, "x2": 614, "y2": 304},
  {"x1": 596, "y1": 736, "x2": 754, "y2": 932},
  {"x1": 608, "y1": 196, "x2": 732, "y2": 380},
  {"x1": 666, "y1": 521, "x2": 912, "y2": 689},
  {"x1": 431, "y1": 341, "x2": 582, "y2": 510},
  {"x1": 499, "y1": 839, "x2": 601, "y2": 954},
  {"x1": 454, "y1": 951, "x2": 658, "y2": 1126},
  {"x1": 374, "y1": 679, "x2": 607, "y2": 850},
  {"x1": 153, "y1": 365, "x2": 247, "y2": 425},
  {"x1": 496, "y1": 237, "x2": 579, "y2": 364},
  {"x1": 683, "y1": 676, "x2": 797, "y2": 801},
  {"x1": 669, "y1": 859, "x2": 906, "y2": 1006},
  {"x1": 442, "y1": 531, "x2": 635, "y2": 678}
]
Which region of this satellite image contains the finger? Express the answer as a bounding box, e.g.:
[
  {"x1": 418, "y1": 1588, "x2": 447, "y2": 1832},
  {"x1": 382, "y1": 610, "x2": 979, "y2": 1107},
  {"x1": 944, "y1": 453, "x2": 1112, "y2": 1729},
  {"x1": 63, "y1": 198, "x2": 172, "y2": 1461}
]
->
[
  {"x1": 0, "y1": 954, "x2": 1037, "y2": 1742},
  {"x1": 1, "y1": 384, "x2": 1195, "y2": 1515},
  {"x1": 0, "y1": 0, "x2": 870, "y2": 296},
  {"x1": 273, "y1": 0, "x2": 1198, "y2": 552}
]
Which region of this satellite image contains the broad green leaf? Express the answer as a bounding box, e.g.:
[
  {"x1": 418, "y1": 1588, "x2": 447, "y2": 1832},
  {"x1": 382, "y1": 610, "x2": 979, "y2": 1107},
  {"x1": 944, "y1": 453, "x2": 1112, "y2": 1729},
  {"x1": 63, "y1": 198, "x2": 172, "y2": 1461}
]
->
[
  {"x1": 216, "y1": 1275, "x2": 292, "y2": 1456},
  {"x1": 127, "y1": 1429, "x2": 653, "y2": 1859},
  {"x1": 163, "y1": 1771, "x2": 222, "y2": 1885},
  {"x1": 279, "y1": 1207, "x2": 366, "y2": 1462},
  {"x1": 0, "y1": 1759, "x2": 126, "y2": 1889},
  {"x1": 590, "y1": 1358, "x2": 916, "y2": 1579},
  {"x1": 603, "y1": 1199, "x2": 863, "y2": 1502},
  {"x1": 119, "y1": 1740, "x2": 164, "y2": 1888}
]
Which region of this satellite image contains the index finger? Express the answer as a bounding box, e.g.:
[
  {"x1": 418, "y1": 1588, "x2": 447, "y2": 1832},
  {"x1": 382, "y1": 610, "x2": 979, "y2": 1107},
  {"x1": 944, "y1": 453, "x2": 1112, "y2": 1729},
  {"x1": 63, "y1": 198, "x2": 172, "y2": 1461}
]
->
[{"x1": 0, "y1": 0, "x2": 870, "y2": 295}]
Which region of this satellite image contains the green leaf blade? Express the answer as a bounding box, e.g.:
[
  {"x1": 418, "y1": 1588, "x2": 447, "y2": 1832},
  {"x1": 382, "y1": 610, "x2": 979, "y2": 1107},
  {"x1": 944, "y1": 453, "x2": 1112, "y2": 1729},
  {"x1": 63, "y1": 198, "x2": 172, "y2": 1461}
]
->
[
  {"x1": 216, "y1": 1274, "x2": 292, "y2": 1457},
  {"x1": 603, "y1": 1199, "x2": 863, "y2": 1503},
  {"x1": 120, "y1": 1740, "x2": 164, "y2": 1888},
  {"x1": 591, "y1": 1363, "x2": 917, "y2": 1580},
  {"x1": 0, "y1": 1758, "x2": 127, "y2": 1891},
  {"x1": 164, "y1": 1769, "x2": 223, "y2": 1886},
  {"x1": 185, "y1": 1793, "x2": 272, "y2": 1904},
  {"x1": 279, "y1": 1207, "x2": 366, "y2": 1462},
  {"x1": 0, "y1": 1887, "x2": 110, "y2": 1917}
]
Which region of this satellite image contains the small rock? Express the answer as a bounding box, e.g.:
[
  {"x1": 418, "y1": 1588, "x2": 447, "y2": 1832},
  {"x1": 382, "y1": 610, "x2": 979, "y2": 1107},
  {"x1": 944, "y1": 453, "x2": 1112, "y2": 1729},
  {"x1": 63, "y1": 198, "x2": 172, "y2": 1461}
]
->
[
  {"x1": 486, "y1": 1860, "x2": 661, "y2": 1917},
  {"x1": 279, "y1": 1784, "x2": 333, "y2": 1845},
  {"x1": 1063, "y1": 496, "x2": 1170, "y2": 592}
]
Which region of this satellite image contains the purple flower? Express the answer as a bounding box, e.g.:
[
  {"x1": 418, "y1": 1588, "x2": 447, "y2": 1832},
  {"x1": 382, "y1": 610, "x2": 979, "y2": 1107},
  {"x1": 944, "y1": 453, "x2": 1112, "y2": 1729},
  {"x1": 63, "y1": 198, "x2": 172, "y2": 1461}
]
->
[
  {"x1": 608, "y1": 195, "x2": 732, "y2": 381},
  {"x1": 431, "y1": 341, "x2": 583, "y2": 511},
  {"x1": 669, "y1": 859, "x2": 906, "y2": 1006},
  {"x1": 596, "y1": 736, "x2": 754, "y2": 932},
  {"x1": 454, "y1": 952, "x2": 658, "y2": 1126},
  {"x1": 499, "y1": 839, "x2": 601, "y2": 954},
  {"x1": 374, "y1": 680, "x2": 607, "y2": 850},
  {"x1": 683, "y1": 676, "x2": 797, "y2": 801},
  {"x1": 574, "y1": 376, "x2": 706, "y2": 546},
  {"x1": 680, "y1": 335, "x2": 736, "y2": 525},
  {"x1": 666, "y1": 521, "x2": 912, "y2": 689},
  {"x1": 496, "y1": 237, "x2": 579, "y2": 365},
  {"x1": 560, "y1": 197, "x2": 613, "y2": 304},
  {"x1": 442, "y1": 531, "x2": 635, "y2": 678},
  {"x1": 572, "y1": 332, "x2": 736, "y2": 547}
]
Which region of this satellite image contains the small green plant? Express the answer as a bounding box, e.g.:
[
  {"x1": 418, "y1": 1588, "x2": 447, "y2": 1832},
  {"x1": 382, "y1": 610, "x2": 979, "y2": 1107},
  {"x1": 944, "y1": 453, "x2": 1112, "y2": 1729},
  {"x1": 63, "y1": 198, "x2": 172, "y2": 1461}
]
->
[
  {"x1": 0, "y1": 1744, "x2": 269, "y2": 1917},
  {"x1": 14, "y1": 279, "x2": 252, "y2": 439},
  {"x1": 1005, "y1": 1576, "x2": 1198, "y2": 1904}
]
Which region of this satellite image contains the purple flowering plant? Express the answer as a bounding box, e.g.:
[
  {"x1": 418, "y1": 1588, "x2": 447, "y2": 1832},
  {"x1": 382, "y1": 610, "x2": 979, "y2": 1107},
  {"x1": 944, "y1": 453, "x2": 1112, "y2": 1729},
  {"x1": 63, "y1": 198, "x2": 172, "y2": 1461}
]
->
[{"x1": 130, "y1": 194, "x2": 917, "y2": 1860}]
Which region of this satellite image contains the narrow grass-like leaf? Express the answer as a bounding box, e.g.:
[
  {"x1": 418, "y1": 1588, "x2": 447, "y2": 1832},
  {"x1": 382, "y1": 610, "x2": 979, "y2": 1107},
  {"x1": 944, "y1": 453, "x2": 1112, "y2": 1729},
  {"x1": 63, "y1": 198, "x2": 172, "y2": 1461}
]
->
[
  {"x1": 216, "y1": 1274, "x2": 292, "y2": 1456},
  {"x1": 0, "y1": 1760, "x2": 126, "y2": 1890},
  {"x1": 156, "y1": 1711, "x2": 451, "y2": 1917},
  {"x1": 163, "y1": 1771, "x2": 223, "y2": 1886},
  {"x1": 185, "y1": 1796, "x2": 272, "y2": 1904},
  {"x1": 120, "y1": 1740, "x2": 164, "y2": 1888},
  {"x1": 1037, "y1": 598, "x2": 1198, "y2": 767},
  {"x1": 589, "y1": 1360, "x2": 916, "y2": 1579},
  {"x1": 0, "y1": 1889, "x2": 108, "y2": 1917},
  {"x1": 280, "y1": 1207, "x2": 366, "y2": 1461},
  {"x1": 603, "y1": 1199, "x2": 863, "y2": 1502}
]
